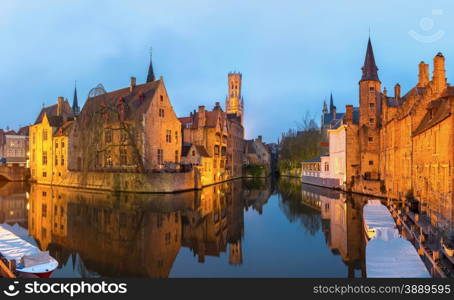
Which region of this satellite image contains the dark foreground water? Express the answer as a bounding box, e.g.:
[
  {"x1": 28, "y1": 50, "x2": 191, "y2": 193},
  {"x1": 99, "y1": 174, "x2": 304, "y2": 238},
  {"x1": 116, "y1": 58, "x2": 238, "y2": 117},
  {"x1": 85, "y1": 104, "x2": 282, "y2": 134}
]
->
[{"x1": 0, "y1": 177, "x2": 370, "y2": 278}]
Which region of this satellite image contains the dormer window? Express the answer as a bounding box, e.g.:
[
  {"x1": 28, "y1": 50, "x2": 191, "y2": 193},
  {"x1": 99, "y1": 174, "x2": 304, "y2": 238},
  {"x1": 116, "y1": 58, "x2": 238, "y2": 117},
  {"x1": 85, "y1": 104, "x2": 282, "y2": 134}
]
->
[{"x1": 429, "y1": 109, "x2": 434, "y2": 120}]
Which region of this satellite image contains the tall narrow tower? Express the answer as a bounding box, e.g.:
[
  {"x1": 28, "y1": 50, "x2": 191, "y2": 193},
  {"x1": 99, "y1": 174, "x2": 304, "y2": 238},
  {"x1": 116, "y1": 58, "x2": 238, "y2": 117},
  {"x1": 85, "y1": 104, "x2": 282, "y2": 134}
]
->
[
  {"x1": 359, "y1": 38, "x2": 381, "y2": 179},
  {"x1": 226, "y1": 72, "x2": 244, "y2": 124}
]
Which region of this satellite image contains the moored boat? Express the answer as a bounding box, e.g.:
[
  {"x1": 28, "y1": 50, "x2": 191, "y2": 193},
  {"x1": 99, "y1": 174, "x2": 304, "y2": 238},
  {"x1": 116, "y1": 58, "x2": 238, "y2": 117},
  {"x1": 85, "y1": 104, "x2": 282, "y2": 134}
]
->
[{"x1": 0, "y1": 225, "x2": 58, "y2": 278}]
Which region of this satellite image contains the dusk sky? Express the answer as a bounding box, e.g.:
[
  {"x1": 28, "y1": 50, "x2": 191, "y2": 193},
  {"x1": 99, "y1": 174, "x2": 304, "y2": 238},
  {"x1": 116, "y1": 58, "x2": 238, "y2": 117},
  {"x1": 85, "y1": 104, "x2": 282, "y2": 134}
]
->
[{"x1": 1, "y1": 0, "x2": 454, "y2": 142}]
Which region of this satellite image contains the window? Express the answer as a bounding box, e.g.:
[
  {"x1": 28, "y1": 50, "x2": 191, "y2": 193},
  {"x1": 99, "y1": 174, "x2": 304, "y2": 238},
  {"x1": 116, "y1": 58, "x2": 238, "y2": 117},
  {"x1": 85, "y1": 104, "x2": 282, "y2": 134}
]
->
[
  {"x1": 175, "y1": 150, "x2": 179, "y2": 163},
  {"x1": 157, "y1": 149, "x2": 164, "y2": 164},
  {"x1": 159, "y1": 109, "x2": 165, "y2": 117},
  {"x1": 42, "y1": 151, "x2": 48, "y2": 165},
  {"x1": 120, "y1": 148, "x2": 127, "y2": 165},
  {"x1": 369, "y1": 118, "x2": 375, "y2": 124},
  {"x1": 32, "y1": 133, "x2": 36, "y2": 144},
  {"x1": 160, "y1": 95, "x2": 164, "y2": 102},
  {"x1": 175, "y1": 131, "x2": 178, "y2": 143},
  {"x1": 55, "y1": 141, "x2": 59, "y2": 148},
  {"x1": 369, "y1": 86, "x2": 375, "y2": 92},
  {"x1": 369, "y1": 160, "x2": 374, "y2": 166},
  {"x1": 368, "y1": 137, "x2": 373, "y2": 142},
  {"x1": 42, "y1": 129, "x2": 48, "y2": 141},
  {"x1": 42, "y1": 172, "x2": 47, "y2": 177},
  {"x1": 121, "y1": 131, "x2": 128, "y2": 143},
  {"x1": 42, "y1": 204, "x2": 47, "y2": 217},
  {"x1": 192, "y1": 150, "x2": 195, "y2": 156},
  {"x1": 221, "y1": 147, "x2": 226, "y2": 156},
  {"x1": 61, "y1": 155, "x2": 64, "y2": 166},
  {"x1": 105, "y1": 129, "x2": 112, "y2": 143},
  {"x1": 166, "y1": 130, "x2": 172, "y2": 143},
  {"x1": 61, "y1": 141, "x2": 65, "y2": 148},
  {"x1": 214, "y1": 145, "x2": 220, "y2": 155},
  {"x1": 105, "y1": 150, "x2": 113, "y2": 167},
  {"x1": 55, "y1": 154, "x2": 58, "y2": 166},
  {"x1": 369, "y1": 103, "x2": 375, "y2": 108}
]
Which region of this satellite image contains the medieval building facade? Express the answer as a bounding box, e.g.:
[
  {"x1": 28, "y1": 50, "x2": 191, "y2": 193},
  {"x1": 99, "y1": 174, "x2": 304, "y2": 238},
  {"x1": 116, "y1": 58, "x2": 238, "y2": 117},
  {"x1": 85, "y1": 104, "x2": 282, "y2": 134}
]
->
[
  {"x1": 345, "y1": 38, "x2": 454, "y2": 229},
  {"x1": 29, "y1": 56, "x2": 247, "y2": 191}
]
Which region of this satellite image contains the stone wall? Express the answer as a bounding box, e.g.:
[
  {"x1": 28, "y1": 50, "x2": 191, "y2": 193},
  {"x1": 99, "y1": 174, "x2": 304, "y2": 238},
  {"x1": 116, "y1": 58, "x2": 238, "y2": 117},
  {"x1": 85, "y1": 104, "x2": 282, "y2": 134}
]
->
[{"x1": 33, "y1": 169, "x2": 202, "y2": 193}]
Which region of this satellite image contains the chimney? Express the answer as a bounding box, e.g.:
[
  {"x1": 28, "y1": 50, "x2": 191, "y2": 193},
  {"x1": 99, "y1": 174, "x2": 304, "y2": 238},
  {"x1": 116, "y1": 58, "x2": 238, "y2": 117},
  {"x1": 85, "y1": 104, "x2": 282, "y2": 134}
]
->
[
  {"x1": 198, "y1": 105, "x2": 206, "y2": 127},
  {"x1": 418, "y1": 61, "x2": 429, "y2": 87},
  {"x1": 257, "y1": 135, "x2": 263, "y2": 143},
  {"x1": 394, "y1": 83, "x2": 401, "y2": 100},
  {"x1": 130, "y1": 76, "x2": 136, "y2": 92},
  {"x1": 57, "y1": 97, "x2": 64, "y2": 116},
  {"x1": 432, "y1": 52, "x2": 446, "y2": 91},
  {"x1": 344, "y1": 105, "x2": 353, "y2": 124}
]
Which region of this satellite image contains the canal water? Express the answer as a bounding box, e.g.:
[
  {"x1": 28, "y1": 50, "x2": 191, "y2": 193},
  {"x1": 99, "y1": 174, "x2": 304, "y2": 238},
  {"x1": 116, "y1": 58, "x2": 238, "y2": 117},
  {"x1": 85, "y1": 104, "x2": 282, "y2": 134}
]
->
[{"x1": 0, "y1": 177, "x2": 371, "y2": 278}]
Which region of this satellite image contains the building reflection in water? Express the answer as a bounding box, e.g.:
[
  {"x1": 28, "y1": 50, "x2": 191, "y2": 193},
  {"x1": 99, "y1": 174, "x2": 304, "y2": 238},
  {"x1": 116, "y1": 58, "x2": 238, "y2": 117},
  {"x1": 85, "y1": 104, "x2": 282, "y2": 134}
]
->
[
  {"x1": 278, "y1": 178, "x2": 367, "y2": 277},
  {"x1": 0, "y1": 177, "x2": 370, "y2": 278},
  {"x1": 0, "y1": 181, "x2": 29, "y2": 226}
]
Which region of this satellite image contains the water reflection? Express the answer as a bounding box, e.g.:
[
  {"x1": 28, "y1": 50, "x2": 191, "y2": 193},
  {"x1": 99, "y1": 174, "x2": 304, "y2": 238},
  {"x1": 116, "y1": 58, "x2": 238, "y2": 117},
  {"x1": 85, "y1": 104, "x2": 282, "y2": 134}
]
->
[{"x1": 0, "y1": 177, "x2": 370, "y2": 277}]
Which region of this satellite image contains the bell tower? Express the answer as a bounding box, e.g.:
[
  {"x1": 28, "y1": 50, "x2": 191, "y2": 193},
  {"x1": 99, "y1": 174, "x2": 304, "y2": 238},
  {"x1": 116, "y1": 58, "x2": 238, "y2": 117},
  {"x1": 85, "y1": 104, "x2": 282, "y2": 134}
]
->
[
  {"x1": 359, "y1": 38, "x2": 381, "y2": 180},
  {"x1": 226, "y1": 72, "x2": 244, "y2": 124}
]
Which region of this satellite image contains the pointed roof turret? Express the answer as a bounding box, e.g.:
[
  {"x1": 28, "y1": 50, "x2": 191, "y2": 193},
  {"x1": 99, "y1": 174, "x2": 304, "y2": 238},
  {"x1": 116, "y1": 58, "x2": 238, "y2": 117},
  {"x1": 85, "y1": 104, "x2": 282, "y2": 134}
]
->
[
  {"x1": 360, "y1": 38, "x2": 380, "y2": 82},
  {"x1": 322, "y1": 99, "x2": 328, "y2": 114},
  {"x1": 146, "y1": 48, "x2": 156, "y2": 83},
  {"x1": 72, "y1": 81, "x2": 80, "y2": 117}
]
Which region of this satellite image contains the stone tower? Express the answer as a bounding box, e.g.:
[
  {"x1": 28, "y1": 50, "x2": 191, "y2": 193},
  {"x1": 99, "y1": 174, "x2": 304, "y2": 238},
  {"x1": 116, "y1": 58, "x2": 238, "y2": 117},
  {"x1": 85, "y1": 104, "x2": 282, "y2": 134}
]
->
[
  {"x1": 226, "y1": 72, "x2": 244, "y2": 124},
  {"x1": 358, "y1": 38, "x2": 381, "y2": 180}
]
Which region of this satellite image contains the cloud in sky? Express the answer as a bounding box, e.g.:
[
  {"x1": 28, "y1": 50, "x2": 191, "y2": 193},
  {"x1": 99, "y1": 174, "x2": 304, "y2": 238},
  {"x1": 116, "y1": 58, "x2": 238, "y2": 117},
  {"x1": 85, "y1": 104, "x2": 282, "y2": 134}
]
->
[{"x1": 1, "y1": 0, "x2": 454, "y2": 141}]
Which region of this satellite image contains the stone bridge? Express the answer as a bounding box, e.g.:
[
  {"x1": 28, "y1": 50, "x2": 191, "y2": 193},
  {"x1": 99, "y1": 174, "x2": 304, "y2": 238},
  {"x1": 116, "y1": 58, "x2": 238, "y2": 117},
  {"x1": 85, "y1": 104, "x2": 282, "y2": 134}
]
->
[{"x1": 0, "y1": 166, "x2": 29, "y2": 182}]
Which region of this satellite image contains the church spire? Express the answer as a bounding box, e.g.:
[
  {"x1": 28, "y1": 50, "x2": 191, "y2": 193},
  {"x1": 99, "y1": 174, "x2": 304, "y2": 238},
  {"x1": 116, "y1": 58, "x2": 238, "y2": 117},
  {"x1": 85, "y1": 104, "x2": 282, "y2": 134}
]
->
[
  {"x1": 72, "y1": 81, "x2": 80, "y2": 117},
  {"x1": 360, "y1": 38, "x2": 380, "y2": 82},
  {"x1": 146, "y1": 48, "x2": 156, "y2": 83},
  {"x1": 322, "y1": 99, "x2": 328, "y2": 114},
  {"x1": 329, "y1": 92, "x2": 335, "y2": 112}
]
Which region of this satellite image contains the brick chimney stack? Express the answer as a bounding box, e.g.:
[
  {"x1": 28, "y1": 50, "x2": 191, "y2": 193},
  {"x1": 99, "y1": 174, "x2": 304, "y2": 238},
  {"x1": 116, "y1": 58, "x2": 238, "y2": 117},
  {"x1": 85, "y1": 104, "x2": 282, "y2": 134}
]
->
[
  {"x1": 57, "y1": 96, "x2": 64, "y2": 116},
  {"x1": 418, "y1": 61, "x2": 429, "y2": 87},
  {"x1": 394, "y1": 83, "x2": 401, "y2": 100},
  {"x1": 130, "y1": 76, "x2": 136, "y2": 93},
  {"x1": 198, "y1": 105, "x2": 206, "y2": 127},
  {"x1": 344, "y1": 105, "x2": 353, "y2": 124},
  {"x1": 432, "y1": 52, "x2": 446, "y2": 92}
]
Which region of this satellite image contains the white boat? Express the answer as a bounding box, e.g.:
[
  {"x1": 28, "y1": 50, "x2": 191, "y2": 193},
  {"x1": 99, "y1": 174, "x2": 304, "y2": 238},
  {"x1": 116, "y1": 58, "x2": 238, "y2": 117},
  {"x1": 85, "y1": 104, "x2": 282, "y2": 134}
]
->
[
  {"x1": 0, "y1": 224, "x2": 58, "y2": 278},
  {"x1": 363, "y1": 199, "x2": 396, "y2": 239},
  {"x1": 366, "y1": 228, "x2": 431, "y2": 278}
]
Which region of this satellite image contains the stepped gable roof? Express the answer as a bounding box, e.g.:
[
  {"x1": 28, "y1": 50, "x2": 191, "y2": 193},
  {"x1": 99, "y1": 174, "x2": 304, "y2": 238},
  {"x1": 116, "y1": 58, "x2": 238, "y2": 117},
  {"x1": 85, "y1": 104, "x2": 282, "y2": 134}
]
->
[
  {"x1": 413, "y1": 98, "x2": 451, "y2": 136},
  {"x1": 78, "y1": 80, "x2": 161, "y2": 125},
  {"x1": 34, "y1": 100, "x2": 73, "y2": 125},
  {"x1": 180, "y1": 108, "x2": 224, "y2": 129}
]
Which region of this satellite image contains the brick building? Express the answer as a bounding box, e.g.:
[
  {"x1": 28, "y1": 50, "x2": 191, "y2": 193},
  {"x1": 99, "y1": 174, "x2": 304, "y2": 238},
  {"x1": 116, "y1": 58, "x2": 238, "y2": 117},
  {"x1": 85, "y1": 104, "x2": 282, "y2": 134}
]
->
[{"x1": 343, "y1": 38, "x2": 454, "y2": 228}]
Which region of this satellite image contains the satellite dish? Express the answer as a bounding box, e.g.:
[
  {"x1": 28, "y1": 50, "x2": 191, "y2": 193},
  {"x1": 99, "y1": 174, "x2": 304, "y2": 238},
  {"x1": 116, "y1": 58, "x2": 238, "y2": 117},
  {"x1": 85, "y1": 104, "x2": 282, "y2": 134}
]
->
[{"x1": 87, "y1": 84, "x2": 107, "y2": 98}]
